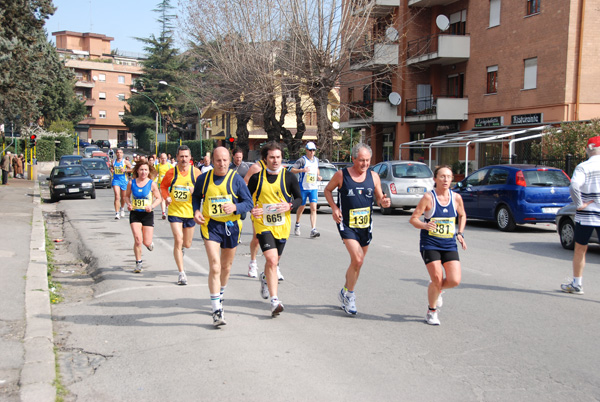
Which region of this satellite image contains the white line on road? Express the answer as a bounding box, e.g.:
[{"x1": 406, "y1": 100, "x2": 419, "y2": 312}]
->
[{"x1": 155, "y1": 237, "x2": 209, "y2": 275}]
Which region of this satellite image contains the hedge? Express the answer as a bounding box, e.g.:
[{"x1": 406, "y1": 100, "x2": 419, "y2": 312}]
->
[{"x1": 153, "y1": 139, "x2": 215, "y2": 161}]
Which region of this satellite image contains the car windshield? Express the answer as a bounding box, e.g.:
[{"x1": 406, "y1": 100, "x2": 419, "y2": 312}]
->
[
  {"x1": 319, "y1": 167, "x2": 337, "y2": 181},
  {"x1": 392, "y1": 164, "x2": 432, "y2": 179},
  {"x1": 61, "y1": 157, "x2": 80, "y2": 165},
  {"x1": 82, "y1": 161, "x2": 105, "y2": 170},
  {"x1": 523, "y1": 169, "x2": 570, "y2": 187},
  {"x1": 54, "y1": 166, "x2": 86, "y2": 177}
]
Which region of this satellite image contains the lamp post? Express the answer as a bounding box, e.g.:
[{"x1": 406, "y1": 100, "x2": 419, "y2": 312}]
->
[
  {"x1": 129, "y1": 89, "x2": 162, "y2": 155},
  {"x1": 158, "y1": 81, "x2": 202, "y2": 156}
]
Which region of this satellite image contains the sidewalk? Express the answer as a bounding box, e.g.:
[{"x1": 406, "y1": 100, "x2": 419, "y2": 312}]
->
[{"x1": 0, "y1": 177, "x2": 55, "y2": 402}]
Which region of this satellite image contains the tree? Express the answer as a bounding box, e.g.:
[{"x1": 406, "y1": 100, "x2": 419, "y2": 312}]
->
[{"x1": 532, "y1": 119, "x2": 600, "y2": 160}]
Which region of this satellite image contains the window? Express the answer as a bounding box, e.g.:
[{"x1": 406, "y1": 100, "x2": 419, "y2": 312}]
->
[
  {"x1": 99, "y1": 111, "x2": 106, "y2": 119},
  {"x1": 98, "y1": 73, "x2": 106, "y2": 82},
  {"x1": 118, "y1": 75, "x2": 125, "y2": 84},
  {"x1": 215, "y1": 116, "x2": 219, "y2": 126},
  {"x1": 348, "y1": 87, "x2": 354, "y2": 102},
  {"x1": 99, "y1": 92, "x2": 106, "y2": 100},
  {"x1": 489, "y1": 0, "x2": 501, "y2": 27},
  {"x1": 465, "y1": 169, "x2": 489, "y2": 187},
  {"x1": 523, "y1": 58, "x2": 537, "y2": 90},
  {"x1": 527, "y1": 0, "x2": 540, "y2": 15},
  {"x1": 117, "y1": 93, "x2": 125, "y2": 101},
  {"x1": 447, "y1": 74, "x2": 464, "y2": 98},
  {"x1": 118, "y1": 111, "x2": 124, "y2": 120},
  {"x1": 486, "y1": 65, "x2": 498, "y2": 94},
  {"x1": 450, "y1": 10, "x2": 467, "y2": 35},
  {"x1": 487, "y1": 168, "x2": 509, "y2": 185}
]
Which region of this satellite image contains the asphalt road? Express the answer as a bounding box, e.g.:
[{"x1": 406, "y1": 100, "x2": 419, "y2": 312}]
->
[{"x1": 42, "y1": 182, "x2": 600, "y2": 401}]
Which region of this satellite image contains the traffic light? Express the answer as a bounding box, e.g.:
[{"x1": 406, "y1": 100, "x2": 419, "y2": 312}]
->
[
  {"x1": 29, "y1": 134, "x2": 37, "y2": 148},
  {"x1": 227, "y1": 136, "x2": 235, "y2": 149}
]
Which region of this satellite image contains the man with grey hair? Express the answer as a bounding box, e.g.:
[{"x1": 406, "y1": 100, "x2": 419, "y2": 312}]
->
[
  {"x1": 324, "y1": 143, "x2": 390, "y2": 315},
  {"x1": 561, "y1": 136, "x2": 600, "y2": 294}
]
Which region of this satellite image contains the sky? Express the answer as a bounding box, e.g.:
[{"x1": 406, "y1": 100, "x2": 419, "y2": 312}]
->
[{"x1": 45, "y1": 0, "x2": 165, "y2": 56}]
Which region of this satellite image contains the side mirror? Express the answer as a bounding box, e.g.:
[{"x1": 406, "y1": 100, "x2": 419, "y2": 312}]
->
[
  {"x1": 455, "y1": 181, "x2": 463, "y2": 189},
  {"x1": 46, "y1": 177, "x2": 51, "y2": 181}
]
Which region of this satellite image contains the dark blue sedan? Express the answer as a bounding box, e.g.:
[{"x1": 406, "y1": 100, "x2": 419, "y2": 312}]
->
[{"x1": 454, "y1": 164, "x2": 571, "y2": 231}]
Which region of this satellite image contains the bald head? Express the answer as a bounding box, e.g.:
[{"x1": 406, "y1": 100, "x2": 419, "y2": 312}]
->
[{"x1": 212, "y1": 146, "x2": 231, "y2": 175}]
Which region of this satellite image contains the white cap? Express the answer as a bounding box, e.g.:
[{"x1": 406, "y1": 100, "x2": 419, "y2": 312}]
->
[{"x1": 306, "y1": 141, "x2": 316, "y2": 150}]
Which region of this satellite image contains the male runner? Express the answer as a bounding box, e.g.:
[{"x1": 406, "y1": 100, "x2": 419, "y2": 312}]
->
[
  {"x1": 156, "y1": 153, "x2": 173, "y2": 219},
  {"x1": 290, "y1": 141, "x2": 321, "y2": 238},
  {"x1": 192, "y1": 147, "x2": 253, "y2": 326},
  {"x1": 160, "y1": 145, "x2": 202, "y2": 285},
  {"x1": 111, "y1": 148, "x2": 133, "y2": 220},
  {"x1": 248, "y1": 141, "x2": 302, "y2": 317},
  {"x1": 324, "y1": 143, "x2": 390, "y2": 315}
]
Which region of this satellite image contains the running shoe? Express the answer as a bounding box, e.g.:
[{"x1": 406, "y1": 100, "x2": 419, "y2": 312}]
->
[
  {"x1": 271, "y1": 301, "x2": 284, "y2": 317},
  {"x1": 146, "y1": 242, "x2": 154, "y2": 252},
  {"x1": 212, "y1": 309, "x2": 227, "y2": 327},
  {"x1": 134, "y1": 261, "x2": 142, "y2": 273},
  {"x1": 561, "y1": 281, "x2": 584, "y2": 295},
  {"x1": 310, "y1": 228, "x2": 320, "y2": 238},
  {"x1": 277, "y1": 265, "x2": 284, "y2": 281},
  {"x1": 120, "y1": 209, "x2": 125, "y2": 218},
  {"x1": 177, "y1": 272, "x2": 188, "y2": 286},
  {"x1": 338, "y1": 289, "x2": 357, "y2": 315},
  {"x1": 260, "y1": 272, "x2": 270, "y2": 299},
  {"x1": 248, "y1": 260, "x2": 258, "y2": 278},
  {"x1": 162, "y1": 212, "x2": 166, "y2": 220},
  {"x1": 294, "y1": 224, "x2": 301, "y2": 236},
  {"x1": 426, "y1": 310, "x2": 440, "y2": 325},
  {"x1": 115, "y1": 212, "x2": 120, "y2": 220},
  {"x1": 437, "y1": 291, "x2": 444, "y2": 308}
]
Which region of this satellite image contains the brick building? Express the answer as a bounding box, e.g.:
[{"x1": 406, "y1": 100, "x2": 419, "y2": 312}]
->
[
  {"x1": 340, "y1": 0, "x2": 600, "y2": 169},
  {"x1": 53, "y1": 31, "x2": 144, "y2": 147}
]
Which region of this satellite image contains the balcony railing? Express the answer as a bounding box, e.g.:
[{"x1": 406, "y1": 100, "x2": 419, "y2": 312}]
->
[
  {"x1": 406, "y1": 33, "x2": 470, "y2": 66},
  {"x1": 346, "y1": 99, "x2": 402, "y2": 124},
  {"x1": 350, "y1": 43, "x2": 399, "y2": 70},
  {"x1": 351, "y1": 0, "x2": 399, "y2": 17},
  {"x1": 408, "y1": 0, "x2": 460, "y2": 6},
  {"x1": 405, "y1": 96, "x2": 468, "y2": 121}
]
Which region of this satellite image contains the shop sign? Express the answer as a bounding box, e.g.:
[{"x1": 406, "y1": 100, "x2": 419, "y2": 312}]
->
[
  {"x1": 511, "y1": 113, "x2": 543, "y2": 125},
  {"x1": 475, "y1": 116, "x2": 503, "y2": 127}
]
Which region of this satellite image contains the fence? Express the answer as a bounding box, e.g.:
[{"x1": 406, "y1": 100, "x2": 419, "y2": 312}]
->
[{"x1": 487, "y1": 154, "x2": 584, "y2": 177}]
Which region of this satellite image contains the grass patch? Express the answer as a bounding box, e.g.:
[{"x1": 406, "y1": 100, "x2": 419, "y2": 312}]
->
[
  {"x1": 53, "y1": 345, "x2": 68, "y2": 401},
  {"x1": 44, "y1": 222, "x2": 64, "y2": 304}
]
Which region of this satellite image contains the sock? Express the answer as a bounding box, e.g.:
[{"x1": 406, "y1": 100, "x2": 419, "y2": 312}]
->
[
  {"x1": 270, "y1": 296, "x2": 279, "y2": 305},
  {"x1": 295, "y1": 223, "x2": 300, "y2": 227},
  {"x1": 136, "y1": 260, "x2": 142, "y2": 264},
  {"x1": 343, "y1": 286, "x2": 349, "y2": 294},
  {"x1": 220, "y1": 286, "x2": 226, "y2": 299},
  {"x1": 210, "y1": 294, "x2": 221, "y2": 311},
  {"x1": 429, "y1": 307, "x2": 437, "y2": 312},
  {"x1": 573, "y1": 277, "x2": 582, "y2": 286}
]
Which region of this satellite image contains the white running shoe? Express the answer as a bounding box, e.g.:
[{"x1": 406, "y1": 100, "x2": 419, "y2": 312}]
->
[
  {"x1": 133, "y1": 261, "x2": 142, "y2": 273},
  {"x1": 115, "y1": 212, "x2": 120, "y2": 220},
  {"x1": 271, "y1": 301, "x2": 284, "y2": 317},
  {"x1": 310, "y1": 228, "x2": 320, "y2": 238},
  {"x1": 277, "y1": 265, "x2": 284, "y2": 281},
  {"x1": 426, "y1": 310, "x2": 440, "y2": 325},
  {"x1": 338, "y1": 288, "x2": 357, "y2": 315},
  {"x1": 248, "y1": 261, "x2": 258, "y2": 278},
  {"x1": 260, "y1": 272, "x2": 270, "y2": 299},
  {"x1": 294, "y1": 224, "x2": 301, "y2": 236},
  {"x1": 212, "y1": 309, "x2": 226, "y2": 327},
  {"x1": 561, "y1": 280, "x2": 584, "y2": 295},
  {"x1": 177, "y1": 272, "x2": 188, "y2": 286},
  {"x1": 437, "y1": 291, "x2": 444, "y2": 308},
  {"x1": 146, "y1": 242, "x2": 154, "y2": 252},
  {"x1": 120, "y1": 209, "x2": 125, "y2": 218}
]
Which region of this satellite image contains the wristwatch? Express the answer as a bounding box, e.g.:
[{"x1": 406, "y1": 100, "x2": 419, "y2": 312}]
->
[{"x1": 457, "y1": 232, "x2": 464, "y2": 238}]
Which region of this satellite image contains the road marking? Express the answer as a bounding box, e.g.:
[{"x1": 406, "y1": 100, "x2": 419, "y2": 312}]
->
[
  {"x1": 95, "y1": 283, "x2": 207, "y2": 299},
  {"x1": 155, "y1": 237, "x2": 209, "y2": 275}
]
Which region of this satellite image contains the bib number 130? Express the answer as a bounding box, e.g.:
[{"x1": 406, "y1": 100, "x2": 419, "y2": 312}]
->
[{"x1": 349, "y1": 207, "x2": 370, "y2": 229}]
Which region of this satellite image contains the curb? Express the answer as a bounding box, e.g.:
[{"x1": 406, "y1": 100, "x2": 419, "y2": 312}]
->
[{"x1": 20, "y1": 179, "x2": 56, "y2": 402}]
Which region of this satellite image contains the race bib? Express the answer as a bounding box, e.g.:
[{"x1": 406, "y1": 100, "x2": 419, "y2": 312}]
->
[
  {"x1": 263, "y1": 203, "x2": 284, "y2": 226},
  {"x1": 428, "y1": 217, "x2": 456, "y2": 238},
  {"x1": 132, "y1": 198, "x2": 150, "y2": 210},
  {"x1": 172, "y1": 185, "x2": 191, "y2": 202},
  {"x1": 349, "y1": 207, "x2": 370, "y2": 229},
  {"x1": 306, "y1": 173, "x2": 317, "y2": 183},
  {"x1": 209, "y1": 195, "x2": 232, "y2": 218},
  {"x1": 114, "y1": 166, "x2": 124, "y2": 175}
]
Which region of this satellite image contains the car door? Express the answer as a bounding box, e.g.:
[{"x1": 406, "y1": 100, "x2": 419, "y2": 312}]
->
[
  {"x1": 458, "y1": 168, "x2": 490, "y2": 218},
  {"x1": 477, "y1": 167, "x2": 509, "y2": 220}
]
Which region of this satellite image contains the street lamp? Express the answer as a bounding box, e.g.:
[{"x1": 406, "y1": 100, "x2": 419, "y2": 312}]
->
[
  {"x1": 129, "y1": 89, "x2": 163, "y2": 155},
  {"x1": 158, "y1": 80, "x2": 202, "y2": 155}
]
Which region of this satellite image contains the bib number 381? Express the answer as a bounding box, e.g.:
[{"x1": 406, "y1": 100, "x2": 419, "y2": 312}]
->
[
  {"x1": 349, "y1": 207, "x2": 370, "y2": 229},
  {"x1": 263, "y1": 203, "x2": 284, "y2": 226},
  {"x1": 428, "y1": 217, "x2": 455, "y2": 238}
]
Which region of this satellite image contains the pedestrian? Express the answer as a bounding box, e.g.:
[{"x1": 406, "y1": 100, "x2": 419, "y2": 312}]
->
[
  {"x1": 1, "y1": 152, "x2": 11, "y2": 185},
  {"x1": 19, "y1": 154, "x2": 25, "y2": 178},
  {"x1": 229, "y1": 147, "x2": 250, "y2": 178},
  {"x1": 160, "y1": 145, "x2": 202, "y2": 285},
  {"x1": 409, "y1": 165, "x2": 467, "y2": 325},
  {"x1": 12, "y1": 152, "x2": 23, "y2": 178},
  {"x1": 247, "y1": 141, "x2": 302, "y2": 316},
  {"x1": 111, "y1": 149, "x2": 133, "y2": 220},
  {"x1": 200, "y1": 155, "x2": 213, "y2": 173},
  {"x1": 156, "y1": 153, "x2": 173, "y2": 220},
  {"x1": 290, "y1": 141, "x2": 322, "y2": 238},
  {"x1": 560, "y1": 136, "x2": 600, "y2": 295},
  {"x1": 324, "y1": 143, "x2": 390, "y2": 316},
  {"x1": 192, "y1": 147, "x2": 253, "y2": 326},
  {"x1": 125, "y1": 160, "x2": 162, "y2": 273}
]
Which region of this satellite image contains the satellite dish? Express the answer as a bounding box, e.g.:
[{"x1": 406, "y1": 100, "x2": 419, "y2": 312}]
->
[
  {"x1": 385, "y1": 27, "x2": 399, "y2": 42},
  {"x1": 332, "y1": 121, "x2": 340, "y2": 130},
  {"x1": 436, "y1": 15, "x2": 450, "y2": 31},
  {"x1": 388, "y1": 92, "x2": 402, "y2": 106},
  {"x1": 92, "y1": 76, "x2": 98, "y2": 81}
]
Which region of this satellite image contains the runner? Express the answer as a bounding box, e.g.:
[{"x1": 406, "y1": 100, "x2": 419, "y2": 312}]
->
[
  {"x1": 156, "y1": 153, "x2": 173, "y2": 220},
  {"x1": 192, "y1": 147, "x2": 253, "y2": 326},
  {"x1": 324, "y1": 143, "x2": 390, "y2": 316},
  {"x1": 247, "y1": 141, "x2": 302, "y2": 317},
  {"x1": 160, "y1": 145, "x2": 202, "y2": 285},
  {"x1": 290, "y1": 141, "x2": 321, "y2": 238},
  {"x1": 111, "y1": 148, "x2": 133, "y2": 220},
  {"x1": 124, "y1": 160, "x2": 162, "y2": 273},
  {"x1": 409, "y1": 165, "x2": 467, "y2": 325}
]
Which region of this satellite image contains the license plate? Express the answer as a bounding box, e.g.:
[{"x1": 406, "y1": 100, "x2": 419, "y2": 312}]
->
[
  {"x1": 93, "y1": 179, "x2": 99, "y2": 182},
  {"x1": 68, "y1": 188, "x2": 80, "y2": 193},
  {"x1": 542, "y1": 207, "x2": 559, "y2": 214},
  {"x1": 408, "y1": 187, "x2": 425, "y2": 193}
]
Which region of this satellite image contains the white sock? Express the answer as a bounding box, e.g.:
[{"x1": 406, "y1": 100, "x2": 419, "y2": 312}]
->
[
  {"x1": 270, "y1": 296, "x2": 279, "y2": 305},
  {"x1": 573, "y1": 277, "x2": 582, "y2": 287},
  {"x1": 210, "y1": 294, "x2": 221, "y2": 311}
]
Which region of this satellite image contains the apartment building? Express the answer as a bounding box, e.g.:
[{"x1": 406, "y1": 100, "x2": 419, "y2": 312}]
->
[
  {"x1": 53, "y1": 31, "x2": 144, "y2": 146},
  {"x1": 340, "y1": 0, "x2": 600, "y2": 168}
]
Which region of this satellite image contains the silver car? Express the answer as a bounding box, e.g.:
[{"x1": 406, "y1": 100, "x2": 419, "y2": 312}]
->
[
  {"x1": 372, "y1": 161, "x2": 434, "y2": 214},
  {"x1": 289, "y1": 161, "x2": 338, "y2": 209},
  {"x1": 556, "y1": 203, "x2": 599, "y2": 249}
]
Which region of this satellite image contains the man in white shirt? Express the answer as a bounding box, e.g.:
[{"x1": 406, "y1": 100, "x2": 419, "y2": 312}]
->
[{"x1": 290, "y1": 142, "x2": 321, "y2": 238}]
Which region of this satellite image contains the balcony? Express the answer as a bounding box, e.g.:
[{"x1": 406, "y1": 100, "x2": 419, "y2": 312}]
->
[
  {"x1": 408, "y1": 0, "x2": 460, "y2": 6},
  {"x1": 350, "y1": 43, "x2": 399, "y2": 70},
  {"x1": 351, "y1": 0, "x2": 399, "y2": 17},
  {"x1": 84, "y1": 98, "x2": 96, "y2": 106},
  {"x1": 341, "y1": 100, "x2": 402, "y2": 128},
  {"x1": 405, "y1": 96, "x2": 468, "y2": 122},
  {"x1": 406, "y1": 34, "x2": 470, "y2": 67},
  {"x1": 75, "y1": 78, "x2": 95, "y2": 88}
]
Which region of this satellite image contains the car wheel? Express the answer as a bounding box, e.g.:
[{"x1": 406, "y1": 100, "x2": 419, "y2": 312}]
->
[
  {"x1": 496, "y1": 205, "x2": 516, "y2": 231},
  {"x1": 559, "y1": 218, "x2": 575, "y2": 250},
  {"x1": 50, "y1": 193, "x2": 58, "y2": 203},
  {"x1": 90, "y1": 191, "x2": 96, "y2": 199}
]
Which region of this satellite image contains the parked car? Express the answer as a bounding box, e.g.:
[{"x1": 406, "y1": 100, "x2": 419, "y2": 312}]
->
[
  {"x1": 555, "y1": 203, "x2": 599, "y2": 249},
  {"x1": 372, "y1": 161, "x2": 434, "y2": 215},
  {"x1": 47, "y1": 165, "x2": 96, "y2": 202},
  {"x1": 288, "y1": 161, "x2": 338, "y2": 210},
  {"x1": 58, "y1": 155, "x2": 83, "y2": 166},
  {"x1": 95, "y1": 140, "x2": 111, "y2": 148},
  {"x1": 454, "y1": 164, "x2": 572, "y2": 231},
  {"x1": 78, "y1": 138, "x2": 90, "y2": 148},
  {"x1": 83, "y1": 145, "x2": 100, "y2": 158},
  {"x1": 117, "y1": 140, "x2": 133, "y2": 149},
  {"x1": 91, "y1": 151, "x2": 111, "y2": 168},
  {"x1": 81, "y1": 158, "x2": 112, "y2": 188}
]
